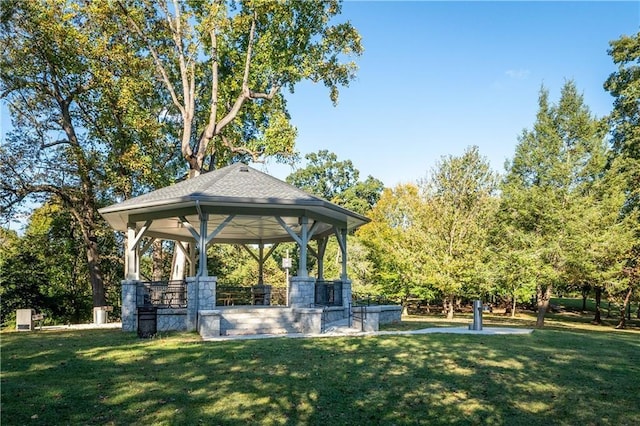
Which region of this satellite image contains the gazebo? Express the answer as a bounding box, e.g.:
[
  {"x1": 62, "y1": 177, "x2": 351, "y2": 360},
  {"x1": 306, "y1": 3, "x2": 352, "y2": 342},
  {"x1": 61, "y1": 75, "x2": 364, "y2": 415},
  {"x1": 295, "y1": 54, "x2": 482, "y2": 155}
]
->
[{"x1": 99, "y1": 162, "x2": 374, "y2": 337}]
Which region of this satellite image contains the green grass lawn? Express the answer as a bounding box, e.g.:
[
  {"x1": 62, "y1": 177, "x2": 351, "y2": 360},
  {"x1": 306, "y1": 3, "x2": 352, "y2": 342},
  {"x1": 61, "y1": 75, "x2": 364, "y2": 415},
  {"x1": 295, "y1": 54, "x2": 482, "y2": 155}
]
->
[{"x1": 2, "y1": 319, "x2": 639, "y2": 425}]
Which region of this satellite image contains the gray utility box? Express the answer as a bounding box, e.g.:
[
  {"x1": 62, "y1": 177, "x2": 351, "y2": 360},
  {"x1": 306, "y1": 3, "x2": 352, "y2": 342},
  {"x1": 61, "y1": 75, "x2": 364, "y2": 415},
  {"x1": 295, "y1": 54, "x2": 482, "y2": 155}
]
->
[{"x1": 16, "y1": 309, "x2": 39, "y2": 331}]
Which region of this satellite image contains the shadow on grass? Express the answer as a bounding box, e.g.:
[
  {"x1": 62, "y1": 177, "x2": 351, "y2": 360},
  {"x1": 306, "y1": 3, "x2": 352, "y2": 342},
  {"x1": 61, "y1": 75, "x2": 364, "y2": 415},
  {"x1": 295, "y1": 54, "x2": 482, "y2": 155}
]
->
[{"x1": 1, "y1": 325, "x2": 639, "y2": 425}]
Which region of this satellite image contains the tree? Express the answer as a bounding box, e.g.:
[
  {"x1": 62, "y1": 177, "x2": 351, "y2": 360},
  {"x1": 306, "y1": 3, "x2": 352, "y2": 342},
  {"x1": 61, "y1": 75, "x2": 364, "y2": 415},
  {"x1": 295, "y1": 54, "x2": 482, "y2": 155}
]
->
[
  {"x1": 114, "y1": 1, "x2": 363, "y2": 279},
  {"x1": 0, "y1": 228, "x2": 44, "y2": 325},
  {"x1": 489, "y1": 229, "x2": 538, "y2": 317},
  {"x1": 1, "y1": 1, "x2": 173, "y2": 307},
  {"x1": 116, "y1": 1, "x2": 363, "y2": 176},
  {"x1": 0, "y1": 201, "x2": 122, "y2": 324},
  {"x1": 604, "y1": 32, "x2": 640, "y2": 328},
  {"x1": 286, "y1": 150, "x2": 384, "y2": 215},
  {"x1": 416, "y1": 146, "x2": 498, "y2": 319},
  {"x1": 358, "y1": 184, "x2": 427, "y2": 302},
  {"x1": 285, "y1": 150, "x2": 383, "y2": 295},
  {"x1": 499, "y1": 81, "x2": 628, "y2": 327}
]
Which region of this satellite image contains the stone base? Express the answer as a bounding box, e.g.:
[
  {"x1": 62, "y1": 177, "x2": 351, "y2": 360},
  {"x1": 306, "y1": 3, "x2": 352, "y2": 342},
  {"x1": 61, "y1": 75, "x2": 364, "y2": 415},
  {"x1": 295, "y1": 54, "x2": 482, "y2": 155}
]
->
[{"x1": 198, "y1": 310, "x2": 221, "y2": 338}]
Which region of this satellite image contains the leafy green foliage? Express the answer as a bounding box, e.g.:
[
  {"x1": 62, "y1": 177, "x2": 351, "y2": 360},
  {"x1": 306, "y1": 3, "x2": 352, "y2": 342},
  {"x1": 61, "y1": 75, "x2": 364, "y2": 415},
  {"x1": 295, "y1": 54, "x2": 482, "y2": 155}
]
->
[
  {"x1": 117, "y1": 0, "x2": 363, "y2": 173},
  {"x1": 0, "y1": 0, "x2": 177, "y2": 306},
  {"x1": 498, "y1": 81, "x2": 634, "y2": 326},
  {"x1": 286, "y1": 150, "x2": 383, "y2": 215},
  {"x1": 359, "y1": 147, "x2": 498, "y2": 313},
  {"x1": 416, "y1": 147, "x2": 498, "y2": 318},
  {"x1": 604, "y1": 32, "x2": 640, "y2": 326},
  {"x1": 358, "y1": 184, "x2": 426, "y2": 302},
  {"x1": 0, "y1": 203, "x2": 121, "y2": 325}
]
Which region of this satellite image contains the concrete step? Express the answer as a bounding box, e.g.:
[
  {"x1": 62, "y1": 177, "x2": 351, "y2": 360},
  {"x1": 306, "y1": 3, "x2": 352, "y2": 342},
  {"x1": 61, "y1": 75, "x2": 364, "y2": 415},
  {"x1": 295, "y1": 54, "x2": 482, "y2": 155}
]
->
[{"x1": 220, "y1": 308, "x2": 299, "y2": 335}]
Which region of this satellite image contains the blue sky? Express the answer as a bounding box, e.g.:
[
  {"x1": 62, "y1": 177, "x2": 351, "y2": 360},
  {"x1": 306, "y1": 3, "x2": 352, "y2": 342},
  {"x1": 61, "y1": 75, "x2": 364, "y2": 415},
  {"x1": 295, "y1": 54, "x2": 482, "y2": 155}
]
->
[
  {"x1": 1, "y1": 1, "x2": 638, "y2": 189},
  {"x1": 263, "y1": 1, "x2": 640, "y2": 186}
]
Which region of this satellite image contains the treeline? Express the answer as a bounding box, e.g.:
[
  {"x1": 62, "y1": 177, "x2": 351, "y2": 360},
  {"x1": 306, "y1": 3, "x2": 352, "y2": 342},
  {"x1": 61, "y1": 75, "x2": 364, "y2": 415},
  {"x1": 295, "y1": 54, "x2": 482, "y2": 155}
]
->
[{"x1": 358, "y1": 82, "x2": 638, "y2": 329}]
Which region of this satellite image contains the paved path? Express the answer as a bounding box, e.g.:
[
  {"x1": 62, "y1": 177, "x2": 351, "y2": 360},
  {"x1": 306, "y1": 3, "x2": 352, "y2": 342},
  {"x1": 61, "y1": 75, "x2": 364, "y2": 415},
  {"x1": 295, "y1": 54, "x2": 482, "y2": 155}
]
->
[
  {"x1": 39, "y1": 323, "x2": 122, "y2": 331},
  {"x1": 37, "y1": 322, "x2": 533, "y2": 341},
  {"x1": 202, "y1": 326, "x2": 534, "y2": 342}
]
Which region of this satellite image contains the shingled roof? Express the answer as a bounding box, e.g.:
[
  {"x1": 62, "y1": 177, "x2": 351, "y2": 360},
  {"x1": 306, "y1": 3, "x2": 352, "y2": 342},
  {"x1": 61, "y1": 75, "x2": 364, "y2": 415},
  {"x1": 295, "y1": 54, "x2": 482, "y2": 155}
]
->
[{"x1": 99, "y1": 163, "x2": 370, "y2": 244}]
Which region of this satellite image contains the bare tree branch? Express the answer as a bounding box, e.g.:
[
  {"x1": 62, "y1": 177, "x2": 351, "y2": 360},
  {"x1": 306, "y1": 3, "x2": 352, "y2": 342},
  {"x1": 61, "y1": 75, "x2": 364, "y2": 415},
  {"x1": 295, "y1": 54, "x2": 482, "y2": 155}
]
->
[
  {"x1": 41, "y1": 139, "x2": 72, "y2": 149},
  {"x1": 220, "y1": 134, "x2": 262, "y2": 163},
  {"x1": 241, "y1": 12, "x2": 257, "y2": 91}
]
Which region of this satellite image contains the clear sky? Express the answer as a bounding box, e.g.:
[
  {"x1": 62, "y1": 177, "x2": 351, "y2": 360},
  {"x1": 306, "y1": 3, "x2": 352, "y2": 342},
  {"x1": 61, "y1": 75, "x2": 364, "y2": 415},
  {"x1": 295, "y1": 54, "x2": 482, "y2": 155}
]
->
[
  {"x1": 1, "y1": 1, "x2": 638, "y2": 190},
  {"x1": 262, "y1": 0, "x2": 640, "y2": 187}
]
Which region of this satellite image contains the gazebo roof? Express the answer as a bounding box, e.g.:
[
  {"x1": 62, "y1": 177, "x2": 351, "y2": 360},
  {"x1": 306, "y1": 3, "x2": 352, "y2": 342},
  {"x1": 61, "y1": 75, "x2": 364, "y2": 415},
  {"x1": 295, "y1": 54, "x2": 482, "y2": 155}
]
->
[{"x1": 99, "y1": 163, "x2": 370, "y2": 244}]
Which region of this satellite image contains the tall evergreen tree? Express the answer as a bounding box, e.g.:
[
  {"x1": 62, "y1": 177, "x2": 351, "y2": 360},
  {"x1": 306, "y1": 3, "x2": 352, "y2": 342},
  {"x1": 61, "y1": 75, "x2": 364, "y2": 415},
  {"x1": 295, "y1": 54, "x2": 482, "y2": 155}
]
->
[
  {"x1": 499, "y1": 81, "x2": 630, "y2": 327},
  {"x1": 604, "y1": 32, "x2": 640, "y2": 328}
]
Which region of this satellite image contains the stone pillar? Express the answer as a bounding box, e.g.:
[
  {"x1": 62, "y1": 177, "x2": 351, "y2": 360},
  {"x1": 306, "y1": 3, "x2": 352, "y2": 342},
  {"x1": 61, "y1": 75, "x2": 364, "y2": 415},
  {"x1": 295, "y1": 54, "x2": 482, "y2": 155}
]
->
[
  {"x1": 121, "y1": 280, "x2": 139, "y2": 332},
  {"x1": 186, "y1": 276, "x2": 217, "y2": 331},
  {"x1": 289, "y1": 276, "x2": 316, "y2": 308},
  {"x1": 186, "y1": 277, "x2": 197, "y2": 331},
  {"x1": 198, "y1": 276, "x2": 217, "y2": 311},
  {"x1": 293, "y1": 308, "x2": 324, "y2": 334}
]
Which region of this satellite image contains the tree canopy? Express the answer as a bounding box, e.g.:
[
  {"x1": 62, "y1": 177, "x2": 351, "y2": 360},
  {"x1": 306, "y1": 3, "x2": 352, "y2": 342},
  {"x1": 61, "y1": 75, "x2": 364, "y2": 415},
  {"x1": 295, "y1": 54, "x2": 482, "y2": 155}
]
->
[
  {"x1": 116, "y1": 0, "x2": 363, "y2": 175},
  {"x1": 286, "y1": 150, "x2": 383, "y2": 215},
  {"x1": 1, "y1": 0, "x2": 363, "y2": 308}
]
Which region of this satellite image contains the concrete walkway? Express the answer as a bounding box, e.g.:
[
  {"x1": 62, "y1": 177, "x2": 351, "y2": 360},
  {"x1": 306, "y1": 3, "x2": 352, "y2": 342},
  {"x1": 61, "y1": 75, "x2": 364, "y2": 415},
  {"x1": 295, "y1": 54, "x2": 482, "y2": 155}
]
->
[
  {"x1": 39, "y1": 322, "x2": 122, "y2": 331},
  {"x1": 37, "y1": 322, "x2": 533, "y2": 341},
  {"x1": 201, "y1": 325, "x2": 534, "y2": 342}
]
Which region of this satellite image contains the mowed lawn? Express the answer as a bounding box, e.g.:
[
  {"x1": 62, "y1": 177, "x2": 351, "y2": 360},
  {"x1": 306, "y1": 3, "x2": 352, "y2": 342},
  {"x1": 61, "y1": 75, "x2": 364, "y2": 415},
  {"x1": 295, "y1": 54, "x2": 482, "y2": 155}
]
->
[{"x1": 2, "y1": 319, "x2": 639, "y2": 425}]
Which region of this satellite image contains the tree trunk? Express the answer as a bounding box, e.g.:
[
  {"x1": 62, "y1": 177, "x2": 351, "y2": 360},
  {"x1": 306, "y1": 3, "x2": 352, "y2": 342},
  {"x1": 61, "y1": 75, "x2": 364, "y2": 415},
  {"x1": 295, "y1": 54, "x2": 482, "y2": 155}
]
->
[
  {"x1": 83, "y1": 222, "x2": 106, "y2": 308},
  {"x1": 511, "y1": 295, "x2": 517, "y2": 318},
  {"x1": 581, "y1": 284, "x2": 590, "y2": 312},
  {"x1": 152, "y1": 239, "x2": 163, "y2": 281},
  {"x1": 593, "y1": 286, "x2": 602, "y2": 324},
  {"x1": 535, "y1": 284, "x2": 552, "y2": 327},
  {"x1": 615, "y1": 287, "x2": 633, "y2": 329},
  {"x1": 171, "y1": 242, "x2": 188, "y2": 280},
  {"x1": 446, "y1": 295, "x2": 454, "y2": 320}
]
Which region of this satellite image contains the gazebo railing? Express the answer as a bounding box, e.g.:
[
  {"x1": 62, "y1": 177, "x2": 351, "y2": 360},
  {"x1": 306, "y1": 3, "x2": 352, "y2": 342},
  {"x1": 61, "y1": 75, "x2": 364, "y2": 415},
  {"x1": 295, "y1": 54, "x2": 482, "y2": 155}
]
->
[
  {"x1": 352, "y1": 292, "x2": 398, "y2": 307},
  {"x1": 137, "y1": 280, "x2": 188, "y2": 308},
  {"x1": 216, "y1": 285, "x2": 287, "y2": 307}
]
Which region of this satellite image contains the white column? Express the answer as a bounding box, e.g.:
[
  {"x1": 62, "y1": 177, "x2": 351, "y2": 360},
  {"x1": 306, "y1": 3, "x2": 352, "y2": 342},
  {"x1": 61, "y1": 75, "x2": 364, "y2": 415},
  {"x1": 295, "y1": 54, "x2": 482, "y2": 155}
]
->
[
  {"x1": 198, "y1": 213, "x2": 209, "y2": 276},
  {"x1": 334, "y1": 227, "x2": 348, "y2": 281},
  {"x1": 317, "y1": 237, "x2": 328, "y2": 281},
  {"x1": 340, "y1": 228, "x2": 348, "y2": 281},
  {"x1": 126, "y1": 223, "x2": 139, "y2": 280},
  {"x1": 299, "y1": 216, "x2": 308, "y2": 277}
]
